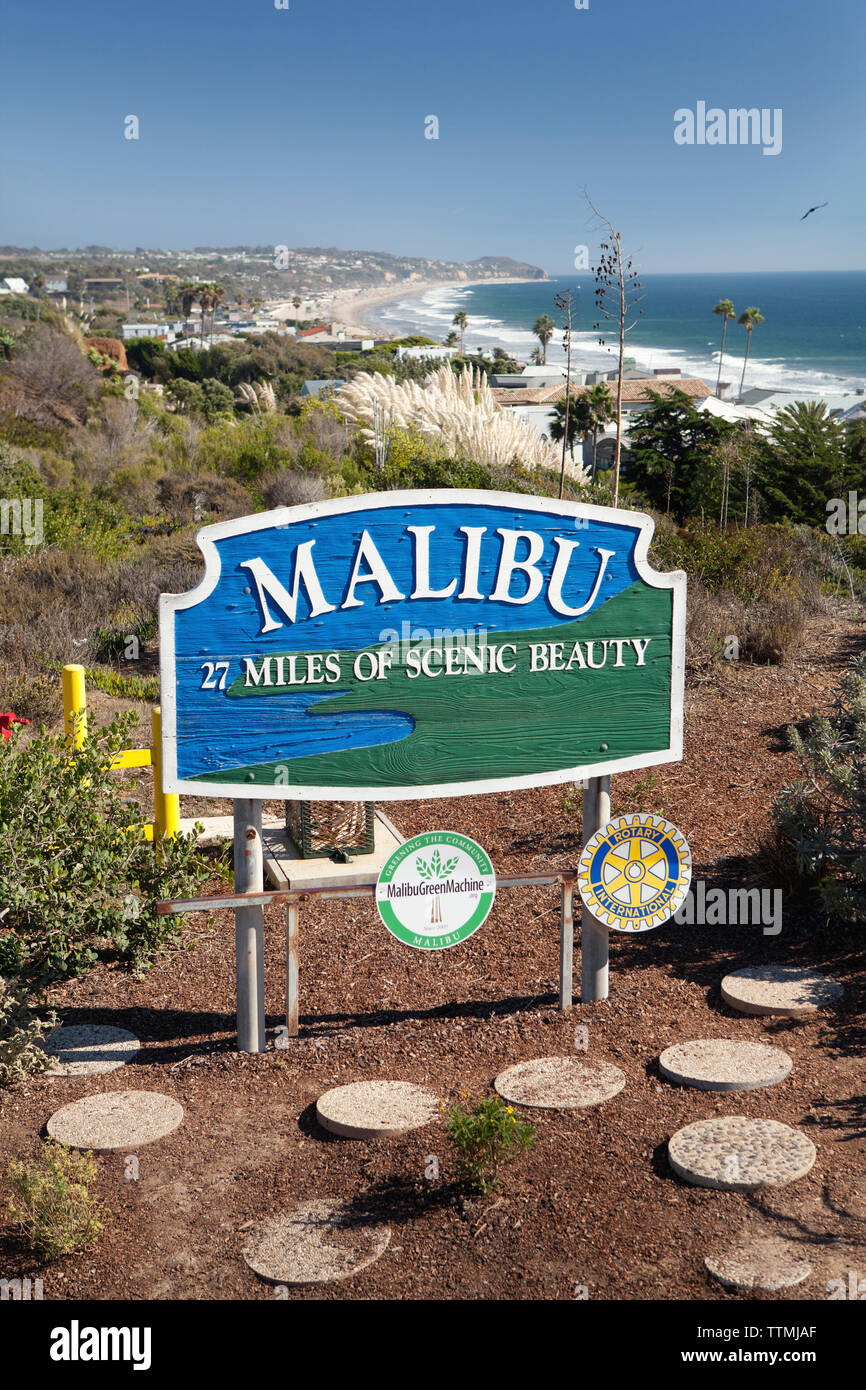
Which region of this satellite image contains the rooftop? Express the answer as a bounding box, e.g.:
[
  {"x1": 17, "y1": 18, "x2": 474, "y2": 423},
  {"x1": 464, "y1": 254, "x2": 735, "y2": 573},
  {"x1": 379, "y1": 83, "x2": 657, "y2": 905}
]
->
[{"x1": 492, "y1": 377, "x2": 714, "y2": 408}]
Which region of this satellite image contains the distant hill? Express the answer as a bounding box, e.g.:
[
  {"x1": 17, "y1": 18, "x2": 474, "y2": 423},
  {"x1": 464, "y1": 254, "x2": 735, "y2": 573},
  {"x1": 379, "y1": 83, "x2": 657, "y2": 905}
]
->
[{"x1": 0, "y1": 246, "x2": 548, "y2": 317}]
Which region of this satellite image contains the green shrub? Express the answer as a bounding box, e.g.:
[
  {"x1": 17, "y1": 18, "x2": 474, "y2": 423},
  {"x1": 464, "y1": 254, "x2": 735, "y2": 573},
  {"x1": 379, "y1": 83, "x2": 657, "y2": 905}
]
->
[
  {"x1": 0, "y1": 711, "x2": 208, "y2": 982},
  {"x1": 773, "y1": 653, "x2": 866, "y2": 918},
  {"x1": 0, "y1": 978, "x2": 56, "y2": 1086},
  {"x1": 0, "y1": 662, "x2": 60, "y2": 724},
  {"x1": 7, "y1": 1142, "x2": 104, "y2": 1261},
  {"x1": 444, "y1": 1093, "x2": 535, "y2": 1194},
  {"x1": 92, "y1": 610, "x2": 157, "y2": 665}
]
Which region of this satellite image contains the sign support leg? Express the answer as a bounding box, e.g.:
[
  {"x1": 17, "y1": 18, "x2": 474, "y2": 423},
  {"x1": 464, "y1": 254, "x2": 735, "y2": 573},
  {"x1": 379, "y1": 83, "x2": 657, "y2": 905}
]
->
[
  {"x1": 581, "y1": 775, "x2": 610, "y2": 1002},
  {"x1": 559, "y1": 878, "x2": 574, "y2": 1011},
  {"x1": 233, "y1": 800, "x2": 266, "y2": 1052},
  {"x1": 286, "y1": 899, "x2": 299, "y2": 1037}
]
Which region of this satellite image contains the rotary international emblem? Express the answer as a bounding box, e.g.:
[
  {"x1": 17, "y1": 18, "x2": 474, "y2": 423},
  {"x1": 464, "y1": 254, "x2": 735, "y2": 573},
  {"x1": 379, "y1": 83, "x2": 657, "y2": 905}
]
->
[{"x1": 577, "y1": 813, "x2": 691, "y2": 932}]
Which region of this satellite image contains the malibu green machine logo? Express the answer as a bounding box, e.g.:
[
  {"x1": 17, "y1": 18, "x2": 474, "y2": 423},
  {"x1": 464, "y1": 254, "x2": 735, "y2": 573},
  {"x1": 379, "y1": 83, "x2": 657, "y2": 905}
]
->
[{"x1": 376, "y1": 831, "x2": 496, "y2": 950}]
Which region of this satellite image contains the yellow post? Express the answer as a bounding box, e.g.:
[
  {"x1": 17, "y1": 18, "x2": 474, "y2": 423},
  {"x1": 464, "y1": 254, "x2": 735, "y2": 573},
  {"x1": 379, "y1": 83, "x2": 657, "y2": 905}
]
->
[
  {"x1": 62, "y1": 664, "x2": 87, "y2": 750},
  {"x1": 151, "y1": 707, "x2": 179, "y2": 840}
]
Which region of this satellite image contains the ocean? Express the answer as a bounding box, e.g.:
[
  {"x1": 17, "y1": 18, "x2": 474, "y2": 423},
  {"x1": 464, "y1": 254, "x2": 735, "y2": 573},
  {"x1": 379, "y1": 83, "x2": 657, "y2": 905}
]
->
[{"x1": 367, "y1": 271, "x2": 866, "y2": 398}]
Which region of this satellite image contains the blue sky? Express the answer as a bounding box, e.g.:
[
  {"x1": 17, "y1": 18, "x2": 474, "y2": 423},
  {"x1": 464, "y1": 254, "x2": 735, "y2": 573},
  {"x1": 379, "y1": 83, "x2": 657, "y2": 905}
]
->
[{"x1": 3, "y1": 0, "x2": 864, "y2": 272}]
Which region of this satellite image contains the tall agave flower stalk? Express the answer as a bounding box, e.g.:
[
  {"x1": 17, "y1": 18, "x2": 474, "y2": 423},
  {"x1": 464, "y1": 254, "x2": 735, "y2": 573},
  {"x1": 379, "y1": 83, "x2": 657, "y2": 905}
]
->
[{"x1": 338, "y1": 366, "x2": 589, "y2": 485}]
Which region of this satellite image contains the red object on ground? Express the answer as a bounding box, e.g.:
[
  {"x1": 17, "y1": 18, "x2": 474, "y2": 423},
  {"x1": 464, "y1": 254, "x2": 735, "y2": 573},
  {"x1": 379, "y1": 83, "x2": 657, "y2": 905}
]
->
[{"x1": 0, "y1": 713, "x2": 29, "y2": 742}]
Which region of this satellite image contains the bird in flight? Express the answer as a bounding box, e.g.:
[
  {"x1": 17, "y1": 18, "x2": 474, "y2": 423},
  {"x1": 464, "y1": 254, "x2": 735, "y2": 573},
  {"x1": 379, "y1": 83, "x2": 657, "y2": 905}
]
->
[{"x1": 800, "y1": 202, "x2": 828, "y2": 220}]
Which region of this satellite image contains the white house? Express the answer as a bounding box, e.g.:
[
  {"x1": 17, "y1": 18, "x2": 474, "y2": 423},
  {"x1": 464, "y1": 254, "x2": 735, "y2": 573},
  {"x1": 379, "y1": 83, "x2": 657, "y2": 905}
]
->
[{"x1": 122, "y1": 322, "x2": 171, "y2": 341}]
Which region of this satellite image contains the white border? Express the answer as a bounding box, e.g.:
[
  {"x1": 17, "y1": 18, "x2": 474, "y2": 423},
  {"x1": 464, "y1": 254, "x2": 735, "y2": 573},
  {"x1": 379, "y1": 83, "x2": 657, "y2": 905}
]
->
[{"x1": 159, "y1": 489, "x2": 686, "y2": 800}]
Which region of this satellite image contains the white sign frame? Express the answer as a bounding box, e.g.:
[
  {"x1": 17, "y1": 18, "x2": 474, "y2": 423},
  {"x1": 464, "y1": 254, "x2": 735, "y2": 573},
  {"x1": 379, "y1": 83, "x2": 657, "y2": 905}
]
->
[{"x1": 159, "y1": 489, "x2": 686, "y2": 801}]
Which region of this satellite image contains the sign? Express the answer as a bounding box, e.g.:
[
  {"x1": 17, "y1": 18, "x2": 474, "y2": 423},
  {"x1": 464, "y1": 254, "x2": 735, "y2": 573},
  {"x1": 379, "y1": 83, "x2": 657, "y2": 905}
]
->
[
  {"x1": 159, "y1": 490, "x2": 685, "y2": 800},
  {"x1": 577, "y1": 813, "x2": 691, "y2": 931},
  {"x1": 375, "y1": 830, "x2": 496, "y2": 950}
]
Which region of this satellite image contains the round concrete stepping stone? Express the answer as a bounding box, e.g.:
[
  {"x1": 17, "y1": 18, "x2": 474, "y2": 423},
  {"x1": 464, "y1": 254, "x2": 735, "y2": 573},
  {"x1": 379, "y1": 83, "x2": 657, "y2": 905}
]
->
[
  {"x1": 494, "y1": 1056, "x2": 625, "y2": 1110},
  {"x1": 46, "y1": 1090, "x2": 183, "y2": 1152},
  {"x1": 242, "y1": 1199, "x2": 390, "y2": 1284},
  {"x1": 659, "y1": 1039, "x2": 792, "y2": 1092},
  {"x1": 316, "y1": 1080, "x2": 439, "y2": 1138},
  {"x1": 705, "y1": 1236, "x2": 812, "y2": 1291},
  {"x1": 40, "y1": 1025, "x2": 140, "y2": 1077},
  {"x1": 668, "y1": 1116, "x2": 816, "y2": 1191},
  {"x1": 721, "y1": 965, "x2": 843, "y2": 1018}
]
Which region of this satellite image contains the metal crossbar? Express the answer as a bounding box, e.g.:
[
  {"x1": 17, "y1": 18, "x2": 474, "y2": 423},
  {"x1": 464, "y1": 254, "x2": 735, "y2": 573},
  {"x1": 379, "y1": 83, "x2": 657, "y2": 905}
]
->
[{"x1": 157, "y1": 869, "x2": 577, "y2": 1040}]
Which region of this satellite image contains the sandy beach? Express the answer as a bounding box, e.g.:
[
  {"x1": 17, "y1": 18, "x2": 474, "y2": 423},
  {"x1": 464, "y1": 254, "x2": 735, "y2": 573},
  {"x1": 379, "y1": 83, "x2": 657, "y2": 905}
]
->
[{"x1": 268, "y1": 276, "x2": 544, "y2": 338}]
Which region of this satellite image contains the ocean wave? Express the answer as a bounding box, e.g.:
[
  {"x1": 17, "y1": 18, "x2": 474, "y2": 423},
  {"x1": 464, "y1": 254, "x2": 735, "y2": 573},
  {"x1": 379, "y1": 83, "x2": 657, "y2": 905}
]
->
[{"x1": 366, "y1": 285, "x2": 863, "y2": 396}]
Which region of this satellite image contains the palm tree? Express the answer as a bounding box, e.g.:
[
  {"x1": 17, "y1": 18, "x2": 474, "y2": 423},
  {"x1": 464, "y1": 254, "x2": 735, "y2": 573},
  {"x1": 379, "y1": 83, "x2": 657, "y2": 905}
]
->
[
  {"x1": 452, "y1": 310, "x2": 468, "y2": 355},
  {"x1": 192, "y1": 282, "x2": 225, "y2": 346},
  {"x1": 549, "y1": 396, "x2": 583, "y2": 461},
  {"x1": 207, "y1": 283, "x2": 225, "y2": 343},
  {"x1": 737, "y1": 306, "x2": 765, "y2": 398},
  {"x1": 532, "y1": 314, "x2": 555, "y2": 365},
  {"x1": 712, "y1": 298, "x2": 735, "y2": 395},
  {"x1": 584, "y1": 382, "x2": 614, "y2": 481},
  {"x1": 179, "y1": 281, "x2": 198, "y2": 323},
  {"x1": 196, "y1": 285, "x2": 211, "y2": 347},
  {"x1": 292, "y1": 294, "x2": 302, "y2": 322}
]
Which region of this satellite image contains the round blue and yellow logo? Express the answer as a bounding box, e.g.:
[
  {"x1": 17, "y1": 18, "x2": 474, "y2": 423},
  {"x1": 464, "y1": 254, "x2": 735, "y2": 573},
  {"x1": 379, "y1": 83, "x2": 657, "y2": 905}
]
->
[{"x1": 577, "y1": 813, "x2": 691, "y2": 932}]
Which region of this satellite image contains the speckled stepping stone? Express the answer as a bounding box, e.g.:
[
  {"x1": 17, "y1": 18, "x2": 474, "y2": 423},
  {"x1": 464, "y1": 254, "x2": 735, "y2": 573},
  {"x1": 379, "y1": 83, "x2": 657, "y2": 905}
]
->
[
  {"x1": 721, "y1": 965, "x2": 843, "y2": 1018},
  {"x1": 242, "y1": 1199, "x2": 390, "y2": 1284},
  {"x1": 668, "y1": 1116, "x2": 816, "y2": 1191},
  {"x1": 494, "y1": 1056, "x2": 625, "y2": 1110},
  {"x1": 46, "y1": 1090, "x2": 183, "y2": 1152},
  {"x1": 40, "y1": 1025, "x2": 140, "y2": 1077},
  {"x1": 705, "y1": 1236, "x2": 812, "y2": 1291},
  {"x1": 316, "y1": 1080, "x2": 439, "y2": 1138},
  {"x1": 659, "y1": 1039, "x2": 792, "y2": 1092}
]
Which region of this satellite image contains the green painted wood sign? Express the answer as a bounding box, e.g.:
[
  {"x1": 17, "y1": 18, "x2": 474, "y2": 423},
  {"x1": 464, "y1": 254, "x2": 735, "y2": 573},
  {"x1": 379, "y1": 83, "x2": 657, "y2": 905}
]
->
[{"x1": 159, "y1": 489, "x2": 685, "y2": 800}]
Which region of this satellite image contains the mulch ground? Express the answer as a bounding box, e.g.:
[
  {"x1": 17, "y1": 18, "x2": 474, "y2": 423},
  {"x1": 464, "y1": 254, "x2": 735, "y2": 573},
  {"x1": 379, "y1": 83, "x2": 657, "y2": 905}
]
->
[{"x1": 2, "y1": 606, "x2": 864, "y2": 1301}]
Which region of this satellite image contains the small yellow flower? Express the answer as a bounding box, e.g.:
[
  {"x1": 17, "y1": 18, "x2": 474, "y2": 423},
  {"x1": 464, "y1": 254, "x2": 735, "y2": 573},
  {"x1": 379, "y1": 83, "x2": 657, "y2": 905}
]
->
[{"x1": 506, "y1": 1106, "x2": 514, "y2": 1114}]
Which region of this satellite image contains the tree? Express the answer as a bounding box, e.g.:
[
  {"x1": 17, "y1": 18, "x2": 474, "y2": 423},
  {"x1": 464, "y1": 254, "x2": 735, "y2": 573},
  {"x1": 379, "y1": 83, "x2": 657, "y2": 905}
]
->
[
  {"x1": 195, "y1": 283, "x2": 225, "y2": 347},
  {"x1": 583, "y1": 382, "x2": 615, "y2": 482},
  {"x1": 585, "y1": 191, "x2": 643, "y2": 507},
  {"x1": 179, "y1": 282, "x2": 199, "y2": 321},
  {"x1": 548, "y1": 396, "x2": 582, "y2": 463},
  {"x1": 163, "y1": 281, "x2": 182, "y2": 316},
  {"x1": 452, "y1": 311, "x2": 468, "y2": 356},
  {"x1": 712, "y1": 298, "x2": 735, "y2": 395},
  {"x1": 626, "y1": 390, "x2": 734, "y2": 521},
  {"x1": 292, "y1": 295, "x2": 302, "y2": 321},
  {"x1": 757, "y1": 400, "x2": 851, "y2": 523},
  {"x1": 200, "y1": 376, "x2": 234, "y2": 420},
  {"x1": 445, "y1": 330, "x2": 458, "y2": 348},
  {"x1": 166, "y1": 378, "x2": 205, "y2": 414},
  {"x1": 532, "y1": 314, "x2": 555, "y2": 365},
  {"x1": 737, "y1": 306, "x2": 764, "y2": 398}
]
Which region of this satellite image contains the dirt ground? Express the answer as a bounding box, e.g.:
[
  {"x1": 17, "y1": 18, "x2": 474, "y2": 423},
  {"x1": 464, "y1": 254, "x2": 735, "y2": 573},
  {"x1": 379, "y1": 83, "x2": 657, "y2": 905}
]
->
[{"x1": 1, "y1": 606, "x2": 864, "y2": 1301}]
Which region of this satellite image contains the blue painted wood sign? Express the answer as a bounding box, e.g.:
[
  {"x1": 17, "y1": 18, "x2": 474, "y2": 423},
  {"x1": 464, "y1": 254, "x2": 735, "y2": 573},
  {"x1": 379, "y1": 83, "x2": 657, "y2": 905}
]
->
[{"x1": 159, "y1": 489, "x2": 686, "y2": 800}]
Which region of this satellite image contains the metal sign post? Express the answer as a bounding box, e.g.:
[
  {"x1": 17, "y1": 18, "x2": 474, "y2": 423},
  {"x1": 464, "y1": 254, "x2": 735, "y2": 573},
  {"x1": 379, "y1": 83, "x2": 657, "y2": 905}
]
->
[
  {"x1": 581, "y1": 774, "x2": 611, "y2": 1001},
  {"x1": 233, "y1": 800, "x2": 266, "y2": 1052}
]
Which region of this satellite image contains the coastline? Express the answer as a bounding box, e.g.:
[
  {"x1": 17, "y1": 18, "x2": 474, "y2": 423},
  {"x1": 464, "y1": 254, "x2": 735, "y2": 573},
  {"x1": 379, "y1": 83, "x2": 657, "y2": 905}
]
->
[{"x1": 268, "y1": 276, "x2": 544, "y2": 337}]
